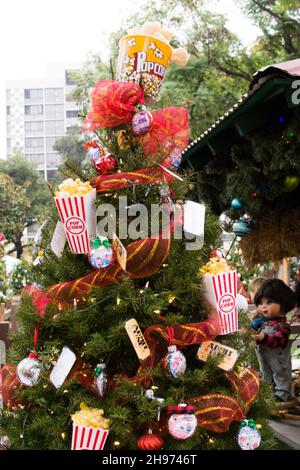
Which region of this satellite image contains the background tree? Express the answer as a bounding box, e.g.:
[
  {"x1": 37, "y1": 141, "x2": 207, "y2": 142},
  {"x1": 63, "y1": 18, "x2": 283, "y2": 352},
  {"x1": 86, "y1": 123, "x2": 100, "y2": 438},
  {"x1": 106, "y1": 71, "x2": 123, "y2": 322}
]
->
[
  {"x1": 0, "y1": 156, "x2": 50, "y2": 258},
  {"x1": 0, "y1": 173, "x2": 31, "y2": 258}
]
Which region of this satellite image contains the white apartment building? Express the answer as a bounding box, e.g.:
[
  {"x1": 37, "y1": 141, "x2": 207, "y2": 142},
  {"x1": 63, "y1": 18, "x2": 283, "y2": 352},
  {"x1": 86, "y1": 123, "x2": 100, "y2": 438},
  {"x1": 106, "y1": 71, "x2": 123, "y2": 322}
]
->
[{"x1": 6, "y1": 64, "x2": 81, "y2": 181}]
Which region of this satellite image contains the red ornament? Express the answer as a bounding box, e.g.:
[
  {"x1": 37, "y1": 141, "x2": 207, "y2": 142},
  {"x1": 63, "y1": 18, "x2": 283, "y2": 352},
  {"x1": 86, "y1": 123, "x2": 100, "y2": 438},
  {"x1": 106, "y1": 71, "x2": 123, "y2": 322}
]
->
[
  {"x1": 251, "y1": 192, "x2": 257, "y2": 199},
  {"x1": 137, "y1": 430, "x2": 164, "y2": 450},
  {"x1": 95, "y1": 155, "x2": 117, "y2": 175}
]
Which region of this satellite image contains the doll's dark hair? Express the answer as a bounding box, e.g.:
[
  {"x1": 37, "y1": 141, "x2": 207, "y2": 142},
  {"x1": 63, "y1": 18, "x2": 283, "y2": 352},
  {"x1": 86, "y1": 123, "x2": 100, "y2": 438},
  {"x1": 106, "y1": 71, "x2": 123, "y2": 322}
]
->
[{"x1": 254, "y1": 279, "x2": 296, "y2": 314}]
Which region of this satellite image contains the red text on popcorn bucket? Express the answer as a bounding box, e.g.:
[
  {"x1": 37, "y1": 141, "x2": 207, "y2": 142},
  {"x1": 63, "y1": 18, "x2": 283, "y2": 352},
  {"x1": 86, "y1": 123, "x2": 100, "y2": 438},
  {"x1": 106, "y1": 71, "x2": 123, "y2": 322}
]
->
[
  {"x1": 66, "y1": 216, "x2": 85, "y2": 235},
  {"x1": 218, "y1": 294, "x2": 235, "y2": 314},
  {"x1": 134, "y1": 52, "x2": 167, "y2": 78}
]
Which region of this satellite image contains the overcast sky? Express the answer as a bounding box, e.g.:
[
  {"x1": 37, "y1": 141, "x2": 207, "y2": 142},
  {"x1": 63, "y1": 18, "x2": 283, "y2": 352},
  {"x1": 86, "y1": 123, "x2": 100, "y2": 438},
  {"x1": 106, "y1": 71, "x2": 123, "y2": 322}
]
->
[{"x1": 0, "y1": 0, "x2": 261, "y2": 157}]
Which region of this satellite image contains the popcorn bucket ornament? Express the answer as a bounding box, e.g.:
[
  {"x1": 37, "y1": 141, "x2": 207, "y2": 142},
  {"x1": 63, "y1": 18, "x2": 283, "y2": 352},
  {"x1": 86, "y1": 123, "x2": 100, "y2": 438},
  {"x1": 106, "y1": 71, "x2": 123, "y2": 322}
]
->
[
  {"x1": 71, "y1": 403, "x2": 110, "y2": 451},
  {"x1": 200, "y1": 258, "x2": 238, "y2": 335},
  {"x1": 54, "y1": 179, "x2": 96, "y2": 254},
  {"x1": 117, "y1": 34, "x2": 172, "y2": 104},
  {"x1": 116, "y1": 21, "x2": 189, "y2": 104}
]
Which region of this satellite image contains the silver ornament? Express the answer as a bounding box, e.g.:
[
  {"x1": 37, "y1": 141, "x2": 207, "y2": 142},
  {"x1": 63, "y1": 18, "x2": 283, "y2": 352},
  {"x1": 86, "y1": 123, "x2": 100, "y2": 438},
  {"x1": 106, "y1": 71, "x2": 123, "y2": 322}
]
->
[{"x1": 219, "y1": 211, "x2": 234, "y2": 233}]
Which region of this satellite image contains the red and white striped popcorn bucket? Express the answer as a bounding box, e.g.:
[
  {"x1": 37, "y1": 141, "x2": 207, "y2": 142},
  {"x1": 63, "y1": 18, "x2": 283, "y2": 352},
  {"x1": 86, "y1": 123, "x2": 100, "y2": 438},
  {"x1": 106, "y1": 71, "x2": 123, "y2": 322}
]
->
[
  {"x1": 203, "y1": 270, "x2": 238, "y2": 335},
  {"x1": 71, "y1": 424, "x2": 109, "y2": 450},
  {"x1": 54, "y1": 189, "x2": 96, "y2": 254}
]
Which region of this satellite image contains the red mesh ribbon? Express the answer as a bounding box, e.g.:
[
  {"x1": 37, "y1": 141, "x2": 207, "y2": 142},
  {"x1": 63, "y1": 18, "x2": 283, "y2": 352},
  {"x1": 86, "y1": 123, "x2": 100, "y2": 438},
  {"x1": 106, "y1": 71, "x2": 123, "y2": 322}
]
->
[
  {"x1": 83, "y1": 80, "x2": 144, "y2": 131},
  {"x1": 191, "y1": 394, "x2": 245, "y2": 433},
  {"x1": 91, "y1": 166, "x2": 175, "y2": 193},
  {"x1": 225, "y1": 367, "x2": 260, "y2": 410},
  {"x1": 189, "y1": 366, "x2": 260, "y2": 433},
  {"x1": 45, "y1": 205, "x2": 183, "y2": 306},
  {"x1": 23, "y1": 285, "x2": 50, "y2": 318},
  {"x1": 139, "y1": 320, "x2": 218, "y2": 370},
  {"x1": 139, "y1": 107, "x2": 190, "y2": 160},
  {"x1": 0, "y1": 365, "x2": 24, "y2": 408}
]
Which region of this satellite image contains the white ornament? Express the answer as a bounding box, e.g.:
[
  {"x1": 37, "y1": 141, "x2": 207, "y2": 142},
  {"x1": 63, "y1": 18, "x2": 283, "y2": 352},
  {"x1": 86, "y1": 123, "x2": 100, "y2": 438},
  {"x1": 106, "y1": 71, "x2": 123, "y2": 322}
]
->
[
  {"x1": 237, "y1": 421, "x2": 261, "y2": 450},
  {"x1": 17, "y1": 354, "x2": 43, "y2": 387}
]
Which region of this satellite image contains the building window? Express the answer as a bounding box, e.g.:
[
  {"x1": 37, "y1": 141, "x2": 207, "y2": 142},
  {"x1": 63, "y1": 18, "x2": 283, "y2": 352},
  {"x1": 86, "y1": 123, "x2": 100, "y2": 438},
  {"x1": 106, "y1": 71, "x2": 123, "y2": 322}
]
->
[
  {"x1": 46, "y1": 136, "x2": 58, "y2": 151},
  {"x1": 24, "y1": 89, "x2": 43, "y2": 100},
  {"x1": 25, "y1": 105, "x2": 43, "y2": 115},
  {"x1": 6, "y1": 122, "x2": 11, "y2": 134},
  {"x1": 25, "y1": 121, "x2": 44, "y2": 133},
  {"x1": 46, "y1": 153, "x2": 61, "y2": 168},
  {"x1": 45, "y1": 104, "x2": 64, "y2": 119},
  {"x1": 6, "y1": 89, "x2": 10, "y2": 102},
  {"x1": 66, "y1": 110, "x2": 78, "y2": 118},
  {"x1": 25, "y1": 137, "x2": 44, "y2": 151},
  {"x1": 7, "y1": 138, "x2": 11, "y2": 149},
  {"x1": 45, "y1": 120, "x2": 64, "y2": 135},
  {"x1": 45, "y1": 88, "x2": 64, "y2": 103},
  {"x1": 6, "y1": 105, "x2": 10, "y2": 116},
  {"x1": 26, "y1": 154, "x2": 45, "y2": 165}
]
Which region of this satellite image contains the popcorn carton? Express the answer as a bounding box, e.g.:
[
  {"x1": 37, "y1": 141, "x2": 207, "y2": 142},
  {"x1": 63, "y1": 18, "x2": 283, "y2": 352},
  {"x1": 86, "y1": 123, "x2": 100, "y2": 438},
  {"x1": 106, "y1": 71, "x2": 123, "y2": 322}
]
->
[
  {"x1": 200, "y1": 258, "x2": 238, "y2": 335},
  {"x1": 71, "y1": 425, "x2": 109, "y2": 451},
  {"x1": 54, "y1": 179, "x2": 96, "y2": 254},
  {"x1": 71, "y1": 403, "x2": 109, "y2": 451}
]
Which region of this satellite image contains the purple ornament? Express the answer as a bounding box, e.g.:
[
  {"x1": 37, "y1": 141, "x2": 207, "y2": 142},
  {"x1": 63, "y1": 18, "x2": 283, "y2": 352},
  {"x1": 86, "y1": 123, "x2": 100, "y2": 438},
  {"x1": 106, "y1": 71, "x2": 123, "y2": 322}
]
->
[{"x1": 131, "y1": 110, "x2": 153, "y2": 136}]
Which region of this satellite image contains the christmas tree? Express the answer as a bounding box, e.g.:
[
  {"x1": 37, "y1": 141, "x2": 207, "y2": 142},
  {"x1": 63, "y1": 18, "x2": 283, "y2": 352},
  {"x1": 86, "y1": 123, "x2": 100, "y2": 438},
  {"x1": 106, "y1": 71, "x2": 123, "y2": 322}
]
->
[{"x1": 0, "y1": 22, "x2": 278, "y2": 451}]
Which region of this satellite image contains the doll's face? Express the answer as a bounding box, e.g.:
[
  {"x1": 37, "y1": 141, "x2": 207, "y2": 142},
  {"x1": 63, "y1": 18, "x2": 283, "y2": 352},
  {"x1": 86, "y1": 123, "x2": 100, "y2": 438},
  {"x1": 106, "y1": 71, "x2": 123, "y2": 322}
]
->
[{"x1": 257, "y1": 297, "x2": 281, "y2": 319}]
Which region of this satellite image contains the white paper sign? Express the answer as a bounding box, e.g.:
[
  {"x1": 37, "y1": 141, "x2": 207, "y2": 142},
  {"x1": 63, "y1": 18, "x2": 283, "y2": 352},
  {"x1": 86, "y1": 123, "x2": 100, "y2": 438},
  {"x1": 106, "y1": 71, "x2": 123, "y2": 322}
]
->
[
  {"x1": 50, "y1": 346, "x2": 76, "y2": 388},
  {"x1": 51, "y1": 221, "x2": 66, "y2": 258},
  {"x1": 183, "y1": 201, "x2": 205, "y2": 237}
]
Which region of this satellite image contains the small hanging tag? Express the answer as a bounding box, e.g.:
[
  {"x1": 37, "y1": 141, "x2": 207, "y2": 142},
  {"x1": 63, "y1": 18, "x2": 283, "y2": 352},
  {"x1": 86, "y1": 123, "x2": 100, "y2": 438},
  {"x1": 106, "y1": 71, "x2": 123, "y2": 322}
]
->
[
  {"x1": 50, "y1": 346, "x2": 76, "y2": 388},
  {"x1": 196, "y1": 340, "x2": 239, "y2": 371},
  {"x1": 51, "y1": 221, "x2": 66, "y2": 258},
  {"x1": 183, "y1": 201, "x2": 205, "y2": 237},
  {"x1": 125, "y1": 318, "x2": 151, "y2": 361},
  {"x1": 113, "y1": 233, "x2": 127, "y2": 271}
]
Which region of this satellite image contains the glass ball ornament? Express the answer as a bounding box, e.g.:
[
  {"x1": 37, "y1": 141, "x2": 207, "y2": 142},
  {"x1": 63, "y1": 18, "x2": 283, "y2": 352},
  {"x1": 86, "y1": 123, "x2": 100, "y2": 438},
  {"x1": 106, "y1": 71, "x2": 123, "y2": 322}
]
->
[
  {"x1": 131, "y1": 107, "x2": 153, "y2": 136},
  {"x1": 237, "y1": 419, "x2": 261, "y2": 450},
  {"x1": 232, "y1": 220, "x2": 251, "y2": 237},
  {"x1": 163, "y1": 345, "x2": 186, "y2": 379},
  {"x1": 163, "y1": 146, "x2": 182, "y2": 169},
  {"x1": 231, "y1": 198, "x2": 243, "y2": 210},
  {"x1": 137, "y1": 429, "x2": 164, "y2": 450},
  {"x1": 167, "y1": 404, "x2": 197, "y2": 440},
  {"x1": 84, "y1": 141, "x2": 104, "y2": 164},
  {"x1": 16, "y1": 353, "x2": 43, "y2": 387},
  {"x1": 88, "y1": 237, "x2": 116, "y2": 270},
  {"x1": 242, "y1": 213, "x2": 256, "y2": 227},
  {"x1": 219, "y1": 211, "x2": 234, "y2": 233}
]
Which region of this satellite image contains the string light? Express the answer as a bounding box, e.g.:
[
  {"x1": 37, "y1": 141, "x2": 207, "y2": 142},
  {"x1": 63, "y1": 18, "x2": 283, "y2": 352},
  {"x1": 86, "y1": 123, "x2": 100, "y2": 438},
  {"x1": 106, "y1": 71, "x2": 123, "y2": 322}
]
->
[
  {"x1": 117, "y1": 297, "x2": 121, "y2": 305},
  {"x1": 114, "y1": 441, "x2": 120, "y2": 447},
  {"x1": 154, "y1": 309, "x2": 161, "y2": 314},
  {"x1": 168, "y1": 295, "x2": 176, "y2": 303},
  {"x1": 61, "y1": 432, "x2": 66, "y2": 440},
  {"x1": 139, "y1": 289, "x2": 144, "y2": 294}
]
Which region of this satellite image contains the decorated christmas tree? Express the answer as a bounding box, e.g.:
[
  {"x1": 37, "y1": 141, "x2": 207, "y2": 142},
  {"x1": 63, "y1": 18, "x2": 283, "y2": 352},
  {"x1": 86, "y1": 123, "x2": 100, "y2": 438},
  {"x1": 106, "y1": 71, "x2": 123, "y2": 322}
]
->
[{"x1": 0, "y1": 21, "x2": 278, "y2": 451}]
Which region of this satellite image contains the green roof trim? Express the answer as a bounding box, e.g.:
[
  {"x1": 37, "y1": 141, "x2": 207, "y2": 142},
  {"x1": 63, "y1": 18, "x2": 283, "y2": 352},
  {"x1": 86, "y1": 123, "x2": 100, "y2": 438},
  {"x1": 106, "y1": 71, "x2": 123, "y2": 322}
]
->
[{"x1": 182, "y1": 74, "x2": 299, "y2": 171}]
